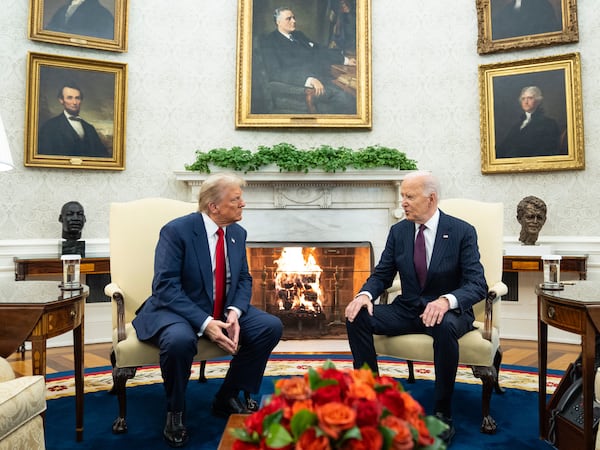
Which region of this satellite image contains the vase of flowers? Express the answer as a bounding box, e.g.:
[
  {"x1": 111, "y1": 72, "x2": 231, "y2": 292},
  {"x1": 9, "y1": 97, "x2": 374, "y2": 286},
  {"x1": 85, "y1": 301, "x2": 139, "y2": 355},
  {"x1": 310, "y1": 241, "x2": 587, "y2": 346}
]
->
[{"x1": 230, "y1": 361, "x2": 447, "y2": 450}]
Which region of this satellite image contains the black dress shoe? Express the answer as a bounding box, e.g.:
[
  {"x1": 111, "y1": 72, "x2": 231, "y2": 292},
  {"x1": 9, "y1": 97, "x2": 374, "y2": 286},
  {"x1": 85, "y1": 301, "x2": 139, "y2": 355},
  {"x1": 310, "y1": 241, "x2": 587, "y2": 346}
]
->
[
  {"x1": 435, "y1": 412, "x2": 456, "y2": 445},
  {"x1": 163, "y1": 411, "x2": 189, "y2": 448},
  {"x1": 211, "y1": 395, "x2": 250, "y2": 418}
]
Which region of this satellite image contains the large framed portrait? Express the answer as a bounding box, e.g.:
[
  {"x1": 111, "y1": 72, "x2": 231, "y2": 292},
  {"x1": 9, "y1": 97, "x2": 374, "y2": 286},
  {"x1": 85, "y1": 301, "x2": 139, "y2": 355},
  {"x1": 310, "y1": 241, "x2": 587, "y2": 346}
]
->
[
  {"x1": 28, "y1": 0, "x2": 129, "y2": 52},
  {"x1": 476, "y1": 0, "x2": 578, "y2": 54},
  {"x1": 24, "y1": 52, "x2": 127, "y2": 170},
  {"x1": 235, "y1": 0, "x2": 371, "y2": 128},
  {"x1": 479, "y1": 52, "x2": 583, "y2": 174}
]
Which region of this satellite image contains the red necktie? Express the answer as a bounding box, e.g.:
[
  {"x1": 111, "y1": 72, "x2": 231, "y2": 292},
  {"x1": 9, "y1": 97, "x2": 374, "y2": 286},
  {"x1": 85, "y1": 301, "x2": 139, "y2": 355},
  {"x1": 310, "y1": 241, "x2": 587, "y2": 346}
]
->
[
  {"x1": 213, "y1": 228, "x2": 226, "y2": 319},
  {"x1": 414, "y1": 224, "x2": 427, "y2": 288}
]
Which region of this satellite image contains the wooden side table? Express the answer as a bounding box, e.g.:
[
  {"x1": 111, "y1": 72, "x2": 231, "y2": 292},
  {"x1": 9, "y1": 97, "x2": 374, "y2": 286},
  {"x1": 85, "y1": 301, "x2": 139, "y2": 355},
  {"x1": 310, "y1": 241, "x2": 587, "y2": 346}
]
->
[
  {"x1": 537, "y1": 282, "x2": 600, "y2": 450},
  {"x1": 218, "y1": 414, "x2": 249, "y2": 450},
  {"x1": 0, "y1": 281, "x2": 89, "y2": 442},
  {"x1": 504, "y1": 255, "x2": 588, "y2": 280},
  {"x1": 14, "y1": 256, "x2": 110, "y2": 281}
]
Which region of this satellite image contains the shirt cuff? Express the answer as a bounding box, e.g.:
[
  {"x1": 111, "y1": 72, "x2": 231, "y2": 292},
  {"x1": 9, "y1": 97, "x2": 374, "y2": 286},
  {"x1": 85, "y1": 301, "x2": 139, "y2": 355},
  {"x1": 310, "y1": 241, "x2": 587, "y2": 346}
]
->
[{"x1": 443, "y1": 294, "x2": 458, "y2": 310}]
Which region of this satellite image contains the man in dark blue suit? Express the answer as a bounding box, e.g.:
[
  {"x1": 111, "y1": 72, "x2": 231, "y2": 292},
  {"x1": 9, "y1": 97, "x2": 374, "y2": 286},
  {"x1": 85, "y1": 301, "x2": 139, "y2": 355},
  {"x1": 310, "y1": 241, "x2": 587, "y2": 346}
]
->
[
  {"x1": 133, "y1": 173, "x2": 283, "y2": 448},
  {"x1": 46, "y1": 0, "x2": 114, "y2": 40},
  {"x1": 260, "y1": 7, "x2": 356, "y2": 114},
  {"x1": 345, "y1": 171, "x2": 487, "y2": 445},
  {"x1": 38, "y1": 83, "x2": 109, "y2": 158}
]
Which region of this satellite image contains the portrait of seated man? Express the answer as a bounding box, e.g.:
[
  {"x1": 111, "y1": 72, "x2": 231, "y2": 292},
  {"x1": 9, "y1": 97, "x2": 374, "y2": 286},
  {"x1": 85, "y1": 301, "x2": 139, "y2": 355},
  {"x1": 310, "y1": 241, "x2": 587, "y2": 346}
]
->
[
  {"x1": 254, "y1": 6, "x2": 357, "y2": 115},
  {"x1": 45, "y1": 0, "x2": 115, "y2": 40},
  {"x1": 38, "y1": 82, "x2": 110, "y2": 158},
  {"x1": 495, "y1": 86, "x2": 563, "y2": 159},
  {"x1": 491, "y1": 0, "x2": 561, "y2": 41}
]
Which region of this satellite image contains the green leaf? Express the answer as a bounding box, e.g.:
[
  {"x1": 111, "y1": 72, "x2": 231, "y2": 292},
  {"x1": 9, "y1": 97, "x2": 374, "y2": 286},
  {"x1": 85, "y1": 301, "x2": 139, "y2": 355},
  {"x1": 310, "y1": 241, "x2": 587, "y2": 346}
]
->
[
  {"x1": 290, "y1": 409, "x2": 317, "y2": 440},
  {"x1": 265, "y1": 422, "x2": 294, "y2": 448}
]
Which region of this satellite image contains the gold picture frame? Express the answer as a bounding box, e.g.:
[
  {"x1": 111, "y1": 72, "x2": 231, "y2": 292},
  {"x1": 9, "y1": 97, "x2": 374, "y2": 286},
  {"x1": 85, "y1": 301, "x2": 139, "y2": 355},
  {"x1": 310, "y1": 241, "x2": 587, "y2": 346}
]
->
[
  {"x1": 476, "y1": 0, "x2": 578, "y2": 54},
  {"x1": 479, "y1": 52, "x2": 583, "y2": 174},
  {"x1": 25, "y1": 52, "x2": 127, "y2": 170},
  {"x1": 29, "y1": 0, "x2": 128, "y2": 52},
  {"x1": 235, "y1": 0, "x2": 371, "y2": 128}
]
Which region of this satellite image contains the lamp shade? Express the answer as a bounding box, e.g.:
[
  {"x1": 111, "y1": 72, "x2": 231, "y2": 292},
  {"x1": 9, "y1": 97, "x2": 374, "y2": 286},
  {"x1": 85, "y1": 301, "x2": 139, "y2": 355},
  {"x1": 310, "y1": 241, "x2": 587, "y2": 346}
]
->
[{"x1": 0, "y1": 114, "x2": 15, "y2": 171}]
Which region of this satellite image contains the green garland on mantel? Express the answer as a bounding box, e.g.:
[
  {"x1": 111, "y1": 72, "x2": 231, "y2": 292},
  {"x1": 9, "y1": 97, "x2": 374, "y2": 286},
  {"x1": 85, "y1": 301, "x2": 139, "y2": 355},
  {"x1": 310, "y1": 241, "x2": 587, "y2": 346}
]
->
[{"x1": 184, "y1": 142, "x2": 418, "y2": 174}]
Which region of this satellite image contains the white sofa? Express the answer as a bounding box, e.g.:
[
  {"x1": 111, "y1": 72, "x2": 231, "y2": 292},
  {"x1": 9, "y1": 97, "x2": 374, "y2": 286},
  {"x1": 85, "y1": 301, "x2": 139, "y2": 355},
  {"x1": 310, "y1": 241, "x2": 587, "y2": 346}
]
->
[{"x1": 0, "y1": 357, "x2": 46, "y2": 450}]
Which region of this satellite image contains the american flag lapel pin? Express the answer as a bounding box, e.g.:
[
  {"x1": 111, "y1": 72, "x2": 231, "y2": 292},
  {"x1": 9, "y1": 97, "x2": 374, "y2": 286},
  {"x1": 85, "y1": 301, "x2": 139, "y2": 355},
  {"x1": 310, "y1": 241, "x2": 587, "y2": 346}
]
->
[
  {"x1": 442, "y1": 234, "x2": 449, "y2": 239},
  {"x1": 231, "y1": 238, "x2": 236, "y2": 244}
]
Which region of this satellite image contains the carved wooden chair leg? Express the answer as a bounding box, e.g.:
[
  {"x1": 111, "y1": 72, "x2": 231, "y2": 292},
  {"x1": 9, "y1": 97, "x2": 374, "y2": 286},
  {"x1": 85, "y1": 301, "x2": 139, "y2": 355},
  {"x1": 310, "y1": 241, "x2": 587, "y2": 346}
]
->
[
  {"x1": 406, "y1": 360, "x2": 416, "y2": 383},
  {"x1": 472, "y1": 365, "x2": 498, "y2": 434},
  {"x1": 493, "y1": 348, "x2": 505, "y2": 394},
  {"x1": 111, "y1": 366, "x2": 137, "y2": 434},
  {"x1": 198, "y1": 360, "x2": 207, "y2": 383}
]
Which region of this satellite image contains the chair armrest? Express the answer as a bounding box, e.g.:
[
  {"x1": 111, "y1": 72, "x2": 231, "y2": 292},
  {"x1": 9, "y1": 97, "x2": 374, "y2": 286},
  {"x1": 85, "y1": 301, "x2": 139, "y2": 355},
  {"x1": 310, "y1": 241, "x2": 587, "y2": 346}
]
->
[
  {"x1": 105, "y1": 282, "x2": 127, "y2": 343},
  {"x1": 482, "y1": 281, "x2": 508, "y2": 340}
]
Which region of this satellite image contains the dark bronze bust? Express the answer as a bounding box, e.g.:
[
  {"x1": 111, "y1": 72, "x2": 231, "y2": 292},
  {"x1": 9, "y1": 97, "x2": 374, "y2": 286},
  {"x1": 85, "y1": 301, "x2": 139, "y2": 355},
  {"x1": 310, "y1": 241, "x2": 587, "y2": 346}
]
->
[
  {"x1": 59, "y1": 201, "x2": 86, "y2": 256},
  {"x1": 516, "y1": 196, "x2": 547, "y2": 245}
]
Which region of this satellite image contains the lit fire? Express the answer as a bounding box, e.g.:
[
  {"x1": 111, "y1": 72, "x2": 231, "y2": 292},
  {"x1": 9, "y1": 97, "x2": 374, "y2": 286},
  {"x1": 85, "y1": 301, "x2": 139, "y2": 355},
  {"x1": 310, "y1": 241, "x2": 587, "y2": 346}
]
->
[{"x1": 274, "y1": 247, "x2": 324, "y2": 313}]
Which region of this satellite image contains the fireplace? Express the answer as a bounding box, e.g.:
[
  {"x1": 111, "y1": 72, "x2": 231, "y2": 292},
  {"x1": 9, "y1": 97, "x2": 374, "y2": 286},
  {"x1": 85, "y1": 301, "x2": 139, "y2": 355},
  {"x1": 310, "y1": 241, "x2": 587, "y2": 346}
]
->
[{"x1": 247, "y1": 242, "x2": 373, "y2": 339}]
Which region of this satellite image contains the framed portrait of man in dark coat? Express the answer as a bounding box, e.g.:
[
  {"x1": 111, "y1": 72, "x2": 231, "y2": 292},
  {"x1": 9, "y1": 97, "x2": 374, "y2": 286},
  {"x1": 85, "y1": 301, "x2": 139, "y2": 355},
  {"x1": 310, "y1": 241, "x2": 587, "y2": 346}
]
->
[
  {"x1": 476, "y1": 0, "x2": 578, "y2": 54},
  {"x1": 479, "y1": 53, "x2": 584, "y2": 174},
  {"x1": 24, "y1": 52, "x2": 127, "y2": 170},
  {"x1": 235, "y1": 0, "x2": 371, "y2": 128},
  {"x1": 29, "y1": 0, "x2": 129, "y2": 52}
]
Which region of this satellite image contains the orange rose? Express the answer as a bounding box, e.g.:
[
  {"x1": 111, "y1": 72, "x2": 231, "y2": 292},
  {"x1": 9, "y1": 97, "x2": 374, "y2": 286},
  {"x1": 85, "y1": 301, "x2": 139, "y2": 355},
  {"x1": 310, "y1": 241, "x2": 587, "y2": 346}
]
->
[
  {"x1": 296, "y1": 427, "x2": 332, "y2": 450},
  {"x1": 291, "y1": 399, "x2": 314, "y2": 416},
  {"x1": 380, "y1": 415, "x2": 414, "y2": 450},
  {"x1": 351, "y1": 367, "x2": 376, "y2": 387},
  {"x1": 316, "y1": 402, "x2": 357, "y2": 440},
  {"x1": 347, "y1": 381, "x2": 376, "y2": 401},
  {"x1": 277, "y1": 376, "x2": 311, "y2": 401}
]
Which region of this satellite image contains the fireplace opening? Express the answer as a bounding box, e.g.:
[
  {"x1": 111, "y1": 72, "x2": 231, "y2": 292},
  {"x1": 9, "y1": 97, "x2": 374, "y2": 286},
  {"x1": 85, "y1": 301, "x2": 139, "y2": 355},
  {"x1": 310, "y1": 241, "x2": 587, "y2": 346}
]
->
[{"x1": 247, "y1": 242, "x2": 373, "y2": 339}]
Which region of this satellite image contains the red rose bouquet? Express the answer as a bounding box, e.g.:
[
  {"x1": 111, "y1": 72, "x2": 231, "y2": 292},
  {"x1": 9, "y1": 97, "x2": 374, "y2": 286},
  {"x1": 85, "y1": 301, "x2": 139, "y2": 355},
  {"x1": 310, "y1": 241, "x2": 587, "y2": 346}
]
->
[{"x1": 230, "y1": 361, "x2": 447, "y2": 450}]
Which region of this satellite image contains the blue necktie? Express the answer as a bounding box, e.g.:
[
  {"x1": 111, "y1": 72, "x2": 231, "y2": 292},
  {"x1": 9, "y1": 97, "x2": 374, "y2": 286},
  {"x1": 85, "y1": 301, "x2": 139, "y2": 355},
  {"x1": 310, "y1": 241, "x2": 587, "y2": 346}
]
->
[{"x1": 414, "y1": 224, "x2": 427, "y2": 288}]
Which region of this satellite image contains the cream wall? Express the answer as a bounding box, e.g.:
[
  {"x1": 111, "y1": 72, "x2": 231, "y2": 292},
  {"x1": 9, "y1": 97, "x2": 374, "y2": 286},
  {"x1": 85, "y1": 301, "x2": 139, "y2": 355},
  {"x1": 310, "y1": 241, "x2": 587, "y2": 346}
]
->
[{"x1": 0, "y1": 1, "x2": 599, "y2": 344}]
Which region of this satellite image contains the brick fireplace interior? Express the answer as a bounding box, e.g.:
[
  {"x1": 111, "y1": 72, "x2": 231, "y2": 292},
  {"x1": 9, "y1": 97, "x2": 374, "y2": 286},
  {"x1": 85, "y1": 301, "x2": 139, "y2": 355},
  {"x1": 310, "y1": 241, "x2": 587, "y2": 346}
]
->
[{"x1": 247, "y1": 242, "x2": 373, "y2": 339}]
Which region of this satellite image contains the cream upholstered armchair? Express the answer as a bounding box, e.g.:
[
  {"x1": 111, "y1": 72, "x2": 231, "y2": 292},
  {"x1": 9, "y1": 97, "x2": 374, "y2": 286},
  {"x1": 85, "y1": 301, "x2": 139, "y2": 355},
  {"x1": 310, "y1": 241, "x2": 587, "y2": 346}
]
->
[
  {"x1": 104, "y1": 198, "x2": 229, "y2": 434},
  {"x1": 0, "y1": 357, "x2": 46, "y2": 450},
  {"x1": 374, "y1": 199, "x2": 508, "y2": 434}
]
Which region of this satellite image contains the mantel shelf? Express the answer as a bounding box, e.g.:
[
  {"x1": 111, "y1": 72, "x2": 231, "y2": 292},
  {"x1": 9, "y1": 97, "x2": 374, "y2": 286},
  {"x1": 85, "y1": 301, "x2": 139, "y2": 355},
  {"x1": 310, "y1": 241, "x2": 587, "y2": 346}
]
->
[{"x1": 174, "y1": 169, "x2": 415, "y2": 184}]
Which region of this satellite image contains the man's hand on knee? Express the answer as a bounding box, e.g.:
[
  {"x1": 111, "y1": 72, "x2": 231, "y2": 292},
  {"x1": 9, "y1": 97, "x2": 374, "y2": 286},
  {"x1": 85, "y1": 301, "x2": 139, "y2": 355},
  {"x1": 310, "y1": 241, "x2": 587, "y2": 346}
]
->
[{"x1": 420, "y1": 296, "x2": 450, "y2": 327}]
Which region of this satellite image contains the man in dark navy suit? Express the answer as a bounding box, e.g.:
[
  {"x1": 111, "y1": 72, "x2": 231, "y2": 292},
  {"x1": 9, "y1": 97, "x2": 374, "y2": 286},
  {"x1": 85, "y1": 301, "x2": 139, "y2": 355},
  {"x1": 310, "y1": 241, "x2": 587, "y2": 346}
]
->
[
  {"x1": 345, "y1": 171, "x2": 487, "y2": 445},
  {"x1": 260, "y1": 6, "x2": 356, "y2": 114},
  {"x1": 133, "y1": 172, "x2": 283, "y2": 448},
  {"x1": 46, "y1": 0, "x2": 114, "y2": 40},
  {"x1": 37, "y1": 82, "x2": 109, "y2": 158}
]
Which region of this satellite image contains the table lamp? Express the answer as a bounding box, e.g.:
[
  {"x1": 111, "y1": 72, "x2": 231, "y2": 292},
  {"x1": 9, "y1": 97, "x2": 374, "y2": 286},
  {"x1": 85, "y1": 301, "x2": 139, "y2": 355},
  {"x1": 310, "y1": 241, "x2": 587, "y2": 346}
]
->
[{"x1": 0, "y1": 114, "x2": 15, "y2": 171}]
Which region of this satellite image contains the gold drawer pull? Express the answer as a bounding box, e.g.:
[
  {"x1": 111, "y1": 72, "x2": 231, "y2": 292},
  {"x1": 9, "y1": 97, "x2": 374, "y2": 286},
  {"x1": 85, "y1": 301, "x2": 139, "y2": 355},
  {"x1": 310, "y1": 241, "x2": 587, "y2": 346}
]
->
[
  {"x1": 547, "y1": 306, "x2": 556, "y2": 319},
  {"x1": 70, "y1": 309, "x2": 77, "y2": 319}
]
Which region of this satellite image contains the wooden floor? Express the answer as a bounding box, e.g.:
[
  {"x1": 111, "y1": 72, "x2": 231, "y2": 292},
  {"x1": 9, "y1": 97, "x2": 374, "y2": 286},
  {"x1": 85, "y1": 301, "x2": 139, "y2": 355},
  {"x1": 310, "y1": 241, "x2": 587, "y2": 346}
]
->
[{"x1": 6, "y1": 338, "x2": 580, "y2": 378}]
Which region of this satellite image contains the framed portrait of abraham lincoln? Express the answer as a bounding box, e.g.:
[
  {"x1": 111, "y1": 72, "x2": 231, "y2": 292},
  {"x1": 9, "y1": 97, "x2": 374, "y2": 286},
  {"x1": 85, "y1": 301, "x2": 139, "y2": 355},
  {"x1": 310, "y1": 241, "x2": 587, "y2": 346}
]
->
[
  {"x1": 479, "y1": 52, "x2": 583, "y2": 174},
  {"x1": 476, "y1": 0, "x2": 578, "y2": 54},
  {"x1": 24, "y1": 52, "x2": 127, "y2": 171},
  {"x1": 235, "y1": 0, "x2": 371, "y2": 128},
  {"x1": 28, "y1": 0, "x2": 129, "y2": 52}
]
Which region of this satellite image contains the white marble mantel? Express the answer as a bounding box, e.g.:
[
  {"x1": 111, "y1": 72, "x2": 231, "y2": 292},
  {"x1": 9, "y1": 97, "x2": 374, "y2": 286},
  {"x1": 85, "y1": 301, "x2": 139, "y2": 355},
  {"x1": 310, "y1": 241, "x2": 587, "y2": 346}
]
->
[{"x1": 174, "y1": 168, "x2": 413, "y2": 214}]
